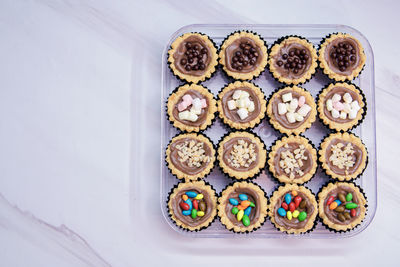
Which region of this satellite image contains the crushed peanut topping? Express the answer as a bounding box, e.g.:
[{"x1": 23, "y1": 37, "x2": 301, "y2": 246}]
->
[
  {"x1": 176, "y1": 140, "x2": 210, "y2": 168},
  {"x1": 227, "y1": 139, "x2": 257, "y2": 169},
  {"x1": 279, "y1": 144, "x2": 308, "y2": 179},
  {"x1": 329, "y1": 142, "x2": 355, "y2": 173}
]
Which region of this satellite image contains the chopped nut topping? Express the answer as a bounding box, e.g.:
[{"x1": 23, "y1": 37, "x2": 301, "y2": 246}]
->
[
  {"x1": 329, "y1": 142, "x2": 355, "y2": 173},
  {"x1": 228, "y1": 139, "x2": 257, "y2": 169},
  {"x1": 279, "y1": 145, "x2": 308, "y2": 178},
  {"x1": 176, "y1": 140, "x2": 210, "y2": 168}
]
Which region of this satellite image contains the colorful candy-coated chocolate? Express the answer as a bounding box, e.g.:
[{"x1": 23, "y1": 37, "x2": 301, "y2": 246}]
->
[
  {"x1": 182, "y1": 195, "x2": 188, "y2": 201},
  {"x1": 199, "y1": 201, "x2": 206, "y2": 212},
  {"x1": 249, "y1": 201, "x2": 256, "y2": 207},
  {"x1": 329, "y1": 201, "x2": 338, "y2": 210},
  {"x1": 237, "y1": 209, "x2": 244, "y2": 221},
  {"x1": 292, "y1": 210, "x2": 299, "y2": 218},
  {"x1": 294, "y1": 196, "x2": 302, "y2": 208},
  {"x1": 244, "y1": 207, "x2": 251, "y2": 216},
  {"x1": 334, "y1": 199, "x2": 342, "y2": 206},
  {"x1": 298, "y1": 211, "x2": 307, "y2": 222},
  {"x1": 289, "y1": 202, "x2": 295, "y2": 212},
  {"x1": 242, "y1": 214, "x2": 250, "y2": 226},
  {"x1": 237, "y1": 204, "x2": 245, "y2": 210},
  {"x1": 197, "y1": 211, "x2": 205, "y2": 217},
  {"x1": 191, "y1": 209, "x2": 197, "y2": 219},
  {"x1": 239, "y1": 194, "x2": 248, "y2": 201},
  {"x1": 346, "y1": 193, "x2": 353, "y2": 202},
  {"x1": 186, "y1": 191, "x2": 197, "y2": 198},
  {"x1": 241, "y1": 200, "x2": 251, "y2": 209},
  {"x1": 194, "y1": 194, "x2": 204, "y2": 200},
  {"x1": 231, "y1": 207, "x2": 239, "y2": 215},
  {"x1": 291, "y1": 190, "x2": 298, "y2": 197},
  {"x1": 278, "y1": 207, "x2": 286, "y2": 217},
  {"x1": 287, "y1": 211, "x2": 293, "y2": 220},
  {"x1": 326, "y1": 196, "x2": 335, "y2": 205},
  {"x1": 285, "y1": 193, "x2": 292, "y2": 205},
  {"x1": 345, "y1": 202, "x2": 358, "y2": 209},
  {"x1": 350, "y1": 208, "x2": 356, "y2": 217},
  {"x1": 182, "y1": 210, "x2": 191, "y2": 216},
  {"x1": 185, "y1": 199, "x2": 193, "y2": 210},
  {"x1": 192, "y1": 199, "x2": 198, "y2": 210},
  {"x1": 179, "y1": 202, "x2": 190, "y2": 211},
  {"x1": 229, "y1": 198, "x2": 239, "y2": 206},
  {"x1": 281, "y1": 202, "x2": 288, "y2": 211}
]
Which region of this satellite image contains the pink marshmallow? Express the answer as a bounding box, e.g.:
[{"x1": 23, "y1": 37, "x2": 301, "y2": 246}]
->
[
  {"x1": 298, "y1": 96, "x2": 305, "y2": 107},
  {"x1": 333, "y1": 102, "x2": 344, "y2": 111},
  {"x1": 201, "y1": 99, "x2": 207, "y2": 108},
  {"x1": 182, "y1": 94, "x2": 193, "y2": 105},
  {"x1": 177, "y1": 102, "x2": 188, "y2": 112}
]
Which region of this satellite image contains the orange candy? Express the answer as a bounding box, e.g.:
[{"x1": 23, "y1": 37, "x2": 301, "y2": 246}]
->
[
  {"x1": 291, "y1": 190, "x2": 298, "y2": 197},
  {"x1": 182, "y1": 195, "x2": 188, "y2": 201},
  {"x1": 329, "y1": 201, "x2": 338, "y2": 210},
  {"x1": 240, "y1": 200, "x2": 251, "y2": 209},
  {"x1": 237, "y1": 204, "x2": 245, "y2": 210}
]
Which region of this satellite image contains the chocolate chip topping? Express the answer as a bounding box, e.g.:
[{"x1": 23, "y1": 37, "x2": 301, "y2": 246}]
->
[
  {"x1": 324, "y1": 37, "x2": 361, "y2": 75},
  {"x1": 273, "y1": 43, "x2": 312, "y2": 78},
  {"x1": 222, "y1": 137, "x2": 260, "y2": 172},
  {"x1": 225, "y1": 37, "x2": 262, "y2": 73},
  {"x1": 173, "y1": 35, "x2": 211, "y2": 76},
  {"x1": 225, "y1": 188, "x2": 261, "y2": 227},
  {"x1": 221, "y1": 87, "x2": 261, "y2": 123},
  {"x1": 323, "y1": 86, "x2": 360, "y2": 123},
  {"x1": 172, "y1": 90, "x2": 209, "y2": 127}
]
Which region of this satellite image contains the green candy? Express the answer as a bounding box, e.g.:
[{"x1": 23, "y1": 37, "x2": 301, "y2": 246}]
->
[
  {"x1": 345, "y1": 202, "x2": 358, "y2": 209},
  {"x1": 191, "y1": 209, "x2": 197, "y2": 219},
  {"x1": 346, "y1": 193, "x2": 353, "y2": 202},
  {"x1": 231, "y1": 207, "x2": 239, "y2": 215},
  {"x1": 242, "y1": 214, "x2": 250, "y2": 226},
  {"x1": 249, "y1": 202, "x2": 255, "y2": 207},
  {"x1": 298, "y1": 211, "x2": 307, "y2": 222}
]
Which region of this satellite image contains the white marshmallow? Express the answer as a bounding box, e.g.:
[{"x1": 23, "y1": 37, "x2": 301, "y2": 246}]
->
[
  {"x1": 243, "y1": 97, "x2": 252, "y2": 108},
  {"x1": 343, "y1": 103, "x2": 351, "y2": 113},
  {"x1": 248, "y1": 101, "x2": 255, "y2": 112},
  {"x1": 297, "y1": 104, "x2": 311, "y2": 117},
  {"x1": 343, "y1": 93, "x2": 353, "y2": 103},
  {"x1": 332, "y1": 93, "x2": 341, "y2": 103},
  {"x1": 227, "y1": 100, "x2": 237, "y2": 110},
  {"x1": 192, "y1": 98, "x2": 202, "y2": 110},
  {"x1": 240, "y1": 91, "x2": 250, "y2": 99},
  {"x1": 178, "y1": 110, "x2": 190, "y2": 120},
  {"x1": 340, "y1": 111, "x2": 347, "y2": 119},
  {"x1": 331, "y1": 109, "x2": 340, "y2": 119},
  {"x1": 236, "y1": 99, "x2": 246, "y2": 108},
  {"x1": 282, "y1": 93, "x2": 292, "y2": 102},
  {"x1": 232, "y1": 90, "x2": 243, "y2": 100},
  {"x1": 326, "y1": 99, "x2": 333, "y2": 111},
  {"x1": 278, "y1": 103, "x2": 287, "y2": 115},
  {"x1": 289, "y1": 98, "x2": 299, "y2": 111},
  {"x1": 351, "y1": 101, "x2": 361, "y2": 111},
  {"x1": 237, "y1": 108, "x2": 249, "y2": 120},
  {"x1": 286, "y1": 112, "x2": 296, "y2": 123},
  {"x1": 349, "y1": 109, "x2": 358, "y2": 119},
  {"x1": 190, "y1": 106, "x2": 202, "y2": 115},
  {"x1": 286, "y1": 103, "x2": 295, "y2": 112},
  {"x1": 295, "y1": 113, "x2": 304, "y2": 122},
  {"x1": 187, "y1": 112, "x2": 198, "y2": 122}
]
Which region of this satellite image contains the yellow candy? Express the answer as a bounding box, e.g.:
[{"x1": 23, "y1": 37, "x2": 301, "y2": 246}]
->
[
  {"x1": 182, "y1": 195, "x2": 188, "y2": 201},
  {"x1": 197, "y1": 211, "x2": 205, "y2": 217},
  {"x1": 291, "y1": 190, "x2": 298, "y2": 197},
  {"x1": 237, "y1": 210, "x2": 244, "y2": 221},
  {"x1": 194, "y1": 194, "x2": 204, "y2": 200},
  {"x1": 292, "y1": 210, "x2": 300, "y2": 218},
  {"x1": 287, "y1": 211, "x2": 293, "y2": 220}
]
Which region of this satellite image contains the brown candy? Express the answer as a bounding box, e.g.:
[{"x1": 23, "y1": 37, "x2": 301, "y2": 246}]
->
[
  {"x1": 299, "y1": 200, "x2": 306, "y2": 209},
  {"x1": 338, "y1": 193, "x2": 346, "y2": 203},
  {"x1": 334, "y1": 206, "x2": 345, "y2": 213},
  {"x1": 180, "y1": 41, "x2": 208, "y2": 71},
  {"x1": 330, "y1": 41, "x2": 357, "y2": 72},
  {"x1": 230, "y1": 41, "x2": 260, "y2": 71},
  {"x1": 199, "y1": 200, "x2": 206, "y2": 212},
  {"x1": 337, "y1": 213, "x2": 346, "y2": 222},
  {"x1": 276, "y1": 47, "x2": 309, "y2": 74},
  {"x1": 344, "y1": 212, "x2": 351, "y2": 220}
]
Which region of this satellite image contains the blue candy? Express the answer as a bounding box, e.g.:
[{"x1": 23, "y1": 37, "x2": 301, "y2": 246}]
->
[
  {"x1": 229, "y1": 198, "x2": 239, "y2": 206},
  {"x1": 244, "y1": 207, "x2": 252, "y2": 216},
  {"x1": 186, "y1": 191, "x2": 197, "y2": 198},
  {"x1": 239, "y1": 194, "x2": 248, "y2": 201},
  {"x1": 185, "y1": 199, "x2": 193, "y2": 210},
  {"x1": 334, "y1": 199, "x2": 342, "y2": 206},
  {"x1": 278, "y1": 208, "x2": 286, "y2": 217},
  {"x1": 285, "y1": 193, "x2": 292, "y2": 205},
  {"x1": 182, "y1": 210, "x2": 191, "y2": 216}
]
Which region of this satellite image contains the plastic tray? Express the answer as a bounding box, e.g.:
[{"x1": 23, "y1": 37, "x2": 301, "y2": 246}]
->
[{"x1": 160, "y1": 24, "x2": 376, "y2": 238}]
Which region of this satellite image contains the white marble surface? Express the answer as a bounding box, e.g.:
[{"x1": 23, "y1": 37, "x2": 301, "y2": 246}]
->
[{"x1": 0, "y1": 0, "x2": 399, "y2": 266}]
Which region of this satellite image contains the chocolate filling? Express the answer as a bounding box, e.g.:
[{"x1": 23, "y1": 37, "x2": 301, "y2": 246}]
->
[
  {"x1": 273, "y1": 43, "x2": 312, "y2": 79},
  {"x1": 271, "y1": 90, "x2": 311, "y2": 129},
  {"x1": 225, "y1": 37, "x2": 263, "y2": 73},
  {"x1": 173, "y1": 36, "x2": 212, "y2": 76},
  {"x1": 324, "y1": 37, "x2": 361, "y2": 75},
  {"x1": 221, "y1": 87, "x2": 261, "y2": 123},
  {"x1": 171, "y1": 188, "x2": 214, "y2": 227},
  {"x1": 273, "y1": 191, "x2": 314, "y2": 229},
  {"x1": 323, "y1": 86, "x2": 361, "y2": 123},
  {"x1": 172, "y1": 89, "x2": 209, "y2": 127},
  {"x1": 325, "y1": 138, "x2": 364, "y2": 176},
  {"x1": 274, "y1": 142, "x2": 313, "y2": 179},
  {"x1": 225, "y1": 188, "x2": 260, "y2": 227},
  {"x1": 222, "y1": 137, "x2": 260, "y2": 172}
]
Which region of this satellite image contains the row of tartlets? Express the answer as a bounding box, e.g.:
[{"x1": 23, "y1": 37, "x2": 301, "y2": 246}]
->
[{"x1": 165, "y1": 31, "x2": 368, "y2": 235}]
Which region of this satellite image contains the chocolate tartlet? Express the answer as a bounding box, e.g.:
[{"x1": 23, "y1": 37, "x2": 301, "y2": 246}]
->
[
  {"x1": 168, "y1": 33, "x2": 218, "y2": 84},
  {"x1": 217, "y1": 81, "x2": 267, "y2": 130},
  {"x1": 166, "y1": 133, "x2": 216, "y2": 181},
  {"x1": 269, "y1": 36, "x2": 318, "y2": 85},
  {"x1": 167, "y1": 84, "x2": 217, "y2": 132},
  {"x1": 219, "y1": 31, "x2": 268, "y2": 81},
  {"x1": 268, "y1": 184, "x2": 318, "y2": 234},
  {"x1": 268, "y1": 135, "x2": 317, "y2": 184},
  {"x1": 267, "y1": 86, "x2": 317, "y2": 135},
  {"x1": 217, "y1": 131, "x2": 267, "y2": 180},
  {"x1": 218, "y1": 181, "x2": 268, "y2": 233},
  {"x1": 168, "y1": 180, "x2": 218, "y2": 231},
  {"x1": 319, "y1": 132, "x2": 368, "y2": 181},
  {"x1": 317, "y1": 82, "x2": 366, "y2": 132},
  {"x1": 319, "y1": 33, "x2": 366, "y2": 81},
  {"x1": 318, "y1": 182, "x2": 367, "y2": 232}
]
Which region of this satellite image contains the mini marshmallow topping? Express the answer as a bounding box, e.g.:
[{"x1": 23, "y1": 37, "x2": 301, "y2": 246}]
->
[
  {"x1": 278, "y1": 92, "x2": 311, "y2": 123},
  {"x1": 177, "y1": 94, "x2": 208, "y2": 122},
  {"x1": 326, "y1": 92, "x2": 360, "y2": 120},
  {"x1": 227, "y1": 89, "x2": 256, "y2": 120}
]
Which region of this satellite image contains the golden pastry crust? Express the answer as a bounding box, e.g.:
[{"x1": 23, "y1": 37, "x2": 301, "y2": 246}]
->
[
  {"x1": 318, "y1": 33, "x2": 366, "y2": 81},
  {"x1": 166, "y1": 133, "x2": 216, "y2": 181},
  {"x1": 318, "y1": 182, "x2": 367, "y2": 232},
  {"x1": 268, "y1": 135, "x2": 317, "y2": 184},
  {"x1": 317, "y1": 82, "x2": 365, "y2": 132},
  {"x1": 167, "y1": 84, "x2": 217, "y2": 132},
  {"x1": 217, "y1": 81, "x2": 267, "y2": 130},
  {"x1": 217, "y1": 181, "x2": 268, "y2": 233},
  {"x1": 168, "y1": 180, "x2": 217, "y2": 231},
  {"x1": 219, "y1": 31, "x2": 268, "y2": 80},
  {"x1": 168, "y1": 33, "x2": 218, "y2": 84},
  {"x1": 319, "y1": 132, "x2": 368, "y2": 181},
  {"x1": 266, "y1": 86, "x2": 317, "y2": 135},
  {"x1": 268, "y1": 184, "x2": 318, "y2": 234},
  {"x1": 217, "y1": 131, "x2": 266, "y2": 180},
  {"x1": 269, "y1": 37, "x2": 318, "y2": 85}
]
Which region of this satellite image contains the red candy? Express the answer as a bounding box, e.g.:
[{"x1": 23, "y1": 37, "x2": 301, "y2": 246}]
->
[
  {"x1": 350, "y1": 209, "x2": 356, "y2": 217},
  {"x1": 192, "y1": 199, "x2": 198, "y2": 210},
  {"x1": 326, "y1": 196, "x2": 335, "y2": 206},
  {"x1": 294, "y1": 196, "x2": 302, "y2": 208},
  {"x1": 179, "y1": 202, "x2": 190, "y2": 211},
  {"x1": 281, "y1": 202, "x2": 288, "y2": 210},
  {"x1": 289, "y1": 202, "x2": 295, "y2": 212}
]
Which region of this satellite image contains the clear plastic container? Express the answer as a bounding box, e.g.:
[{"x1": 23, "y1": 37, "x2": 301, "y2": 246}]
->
[{"x1": 160, "y1": 24, "x2": 376, "y2": 238}]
